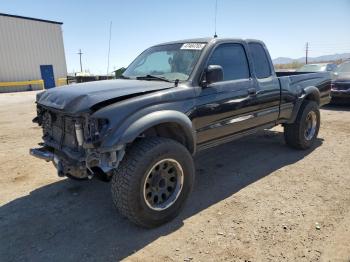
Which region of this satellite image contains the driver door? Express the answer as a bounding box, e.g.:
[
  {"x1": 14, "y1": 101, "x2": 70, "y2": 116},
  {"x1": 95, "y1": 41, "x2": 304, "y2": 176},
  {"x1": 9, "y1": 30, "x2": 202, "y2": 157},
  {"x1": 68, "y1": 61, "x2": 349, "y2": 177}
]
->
[{"x1": 193, "y1": 43, "x2": 258, "y2": 145}]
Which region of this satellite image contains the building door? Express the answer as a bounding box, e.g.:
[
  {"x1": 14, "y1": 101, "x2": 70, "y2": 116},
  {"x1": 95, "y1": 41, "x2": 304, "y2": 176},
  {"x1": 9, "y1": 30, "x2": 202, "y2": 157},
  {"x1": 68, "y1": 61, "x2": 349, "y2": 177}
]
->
[{"x1": 40, "y1": 65, "x2": 55, "y2": 89}]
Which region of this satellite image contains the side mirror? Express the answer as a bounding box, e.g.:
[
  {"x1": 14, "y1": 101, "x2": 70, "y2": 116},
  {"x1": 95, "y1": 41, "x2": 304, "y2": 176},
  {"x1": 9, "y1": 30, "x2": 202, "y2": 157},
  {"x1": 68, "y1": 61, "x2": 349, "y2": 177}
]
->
[{"x1": 203, "y1": 65, "x2": 224, "y2": 86}]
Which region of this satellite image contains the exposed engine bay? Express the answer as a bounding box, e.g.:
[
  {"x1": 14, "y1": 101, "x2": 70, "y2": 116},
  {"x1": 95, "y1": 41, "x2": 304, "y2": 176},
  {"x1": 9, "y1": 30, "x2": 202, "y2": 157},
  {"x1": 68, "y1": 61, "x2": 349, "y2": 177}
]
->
[{"x1": 30, "y1": 104, "x2": 124, "y2": 180}]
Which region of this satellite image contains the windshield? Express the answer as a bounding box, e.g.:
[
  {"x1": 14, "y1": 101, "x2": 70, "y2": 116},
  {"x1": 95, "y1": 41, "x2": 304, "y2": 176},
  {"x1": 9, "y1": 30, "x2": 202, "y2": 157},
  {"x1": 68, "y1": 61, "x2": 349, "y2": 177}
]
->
[
  {"x1": 296, "y1": 64, "x2": 326, "y2": 72},
  {"x1": 123, "y1": 43, "x2": 206, "y2": 81},
  {"x1": 336, "y1": 62, "x2": 350, "y2": 73}
]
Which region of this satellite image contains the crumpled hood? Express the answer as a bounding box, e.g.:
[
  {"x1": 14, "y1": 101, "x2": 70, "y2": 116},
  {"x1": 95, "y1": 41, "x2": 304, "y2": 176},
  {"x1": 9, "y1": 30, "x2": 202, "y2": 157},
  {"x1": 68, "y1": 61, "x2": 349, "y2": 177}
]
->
[{"x1": 37, "y1": 79, "x2": 173, "y2": 114}]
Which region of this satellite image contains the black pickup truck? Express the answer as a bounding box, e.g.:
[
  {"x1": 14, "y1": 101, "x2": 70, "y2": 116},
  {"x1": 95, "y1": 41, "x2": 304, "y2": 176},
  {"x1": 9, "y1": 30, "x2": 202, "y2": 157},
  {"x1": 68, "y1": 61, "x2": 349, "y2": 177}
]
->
[{"x1": 30, "y1": 37, "x2": 331, "y2": 227}]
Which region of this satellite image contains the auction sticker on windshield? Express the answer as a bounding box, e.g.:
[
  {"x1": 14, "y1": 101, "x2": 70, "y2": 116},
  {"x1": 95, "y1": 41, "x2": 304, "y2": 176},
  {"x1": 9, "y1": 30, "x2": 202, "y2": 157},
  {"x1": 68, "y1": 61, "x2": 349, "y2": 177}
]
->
[{"x1": 180, "y1": 43, "x2": 206, "y2": 50}]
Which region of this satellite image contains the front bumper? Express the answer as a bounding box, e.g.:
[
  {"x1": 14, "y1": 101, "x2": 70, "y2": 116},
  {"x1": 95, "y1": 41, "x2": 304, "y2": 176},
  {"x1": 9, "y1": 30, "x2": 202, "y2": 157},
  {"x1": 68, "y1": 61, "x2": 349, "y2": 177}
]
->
[
  {"x1": 30, "y1": 147, "x2": 54, "y2": 162},
  {"x1": 29, "y1": 145, "x2": 125, "y2": 179},
  {"x1": 30, "y1": 146, "x2": 89, "y2": 178}
]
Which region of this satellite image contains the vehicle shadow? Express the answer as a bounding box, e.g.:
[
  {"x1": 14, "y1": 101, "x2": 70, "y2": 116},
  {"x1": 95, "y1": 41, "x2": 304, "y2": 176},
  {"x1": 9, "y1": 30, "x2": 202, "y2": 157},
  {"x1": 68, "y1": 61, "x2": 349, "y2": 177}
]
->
[{"x1": 0, "y1": 130, "x2": 322, "y2": 262}]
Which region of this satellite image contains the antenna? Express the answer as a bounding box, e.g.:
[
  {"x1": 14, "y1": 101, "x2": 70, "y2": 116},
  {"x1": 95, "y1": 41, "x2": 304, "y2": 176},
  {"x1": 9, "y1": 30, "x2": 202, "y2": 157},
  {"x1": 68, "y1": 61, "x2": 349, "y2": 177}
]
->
[
  {"x1": 214, "y1": 0, "x2": 218, "y2": 38},
  {"x1": 106, "y1": 21, "x2": 113, "y2": 76}
]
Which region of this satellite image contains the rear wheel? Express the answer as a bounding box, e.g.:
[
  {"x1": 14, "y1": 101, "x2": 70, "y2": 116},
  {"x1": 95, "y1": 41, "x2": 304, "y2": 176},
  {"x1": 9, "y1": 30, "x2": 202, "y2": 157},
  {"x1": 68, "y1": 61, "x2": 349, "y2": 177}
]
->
[
  {"x1": 284, "y1": 101, "x2": 320, "y2": 149},
  {"x1": 111, "y1": 137, "x2": 194, "y2": 228}
]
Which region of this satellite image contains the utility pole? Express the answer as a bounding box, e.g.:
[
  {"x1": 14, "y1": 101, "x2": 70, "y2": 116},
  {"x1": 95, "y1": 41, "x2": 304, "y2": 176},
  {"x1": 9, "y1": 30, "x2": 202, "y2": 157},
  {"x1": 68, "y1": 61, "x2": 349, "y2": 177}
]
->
[
  {"x1": 305, "y1": 42, "x2": 309, "y2": 64},
  {"x1": 106, "y1": 21, "x2": 113, "y2": 76},
  {"x1": 77, "y1": 49, "x2": 83, "y2": 72}
]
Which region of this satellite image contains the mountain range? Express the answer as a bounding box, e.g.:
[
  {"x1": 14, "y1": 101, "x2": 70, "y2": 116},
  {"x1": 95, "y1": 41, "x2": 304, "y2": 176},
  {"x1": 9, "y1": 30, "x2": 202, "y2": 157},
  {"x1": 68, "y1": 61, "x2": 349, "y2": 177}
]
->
[{"x1": 273, "y1": 53, "x2": 350, "y2": 64}]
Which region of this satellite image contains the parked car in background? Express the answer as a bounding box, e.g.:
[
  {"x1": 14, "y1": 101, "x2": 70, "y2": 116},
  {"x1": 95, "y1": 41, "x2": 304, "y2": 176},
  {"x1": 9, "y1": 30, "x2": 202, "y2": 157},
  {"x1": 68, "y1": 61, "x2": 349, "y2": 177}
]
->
[
  {"x1": 331, "y1": 61, "x2": 350, "y2": 102},
  {"x1": 296, "y1": 63, "x2": 337, "y2": 72}
]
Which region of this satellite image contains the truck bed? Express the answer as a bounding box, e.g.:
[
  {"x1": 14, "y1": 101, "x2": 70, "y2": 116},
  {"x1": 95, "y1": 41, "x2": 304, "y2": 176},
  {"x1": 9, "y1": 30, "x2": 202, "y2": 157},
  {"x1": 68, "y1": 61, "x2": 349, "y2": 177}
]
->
[{"x1": 276, "y1": 71, "x2": 331, "y2": 106}]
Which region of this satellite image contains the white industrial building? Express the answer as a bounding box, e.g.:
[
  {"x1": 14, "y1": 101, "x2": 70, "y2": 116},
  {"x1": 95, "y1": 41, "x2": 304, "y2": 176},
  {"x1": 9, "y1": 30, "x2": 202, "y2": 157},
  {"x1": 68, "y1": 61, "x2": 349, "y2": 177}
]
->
[{"x1": 0, "y1": 13, "x2": 67, "y2": 92}]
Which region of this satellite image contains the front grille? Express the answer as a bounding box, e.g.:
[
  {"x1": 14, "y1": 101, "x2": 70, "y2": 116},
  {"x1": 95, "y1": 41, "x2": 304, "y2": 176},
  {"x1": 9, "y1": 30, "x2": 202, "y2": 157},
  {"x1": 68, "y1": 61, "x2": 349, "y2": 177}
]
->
[{"x1": 41, "y1": 110, "x2": 81, "y2": 151}]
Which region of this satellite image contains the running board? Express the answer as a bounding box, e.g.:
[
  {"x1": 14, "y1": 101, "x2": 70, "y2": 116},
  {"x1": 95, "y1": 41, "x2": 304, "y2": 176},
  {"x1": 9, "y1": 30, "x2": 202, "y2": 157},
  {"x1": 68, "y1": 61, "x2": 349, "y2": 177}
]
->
[{"x1": 197, "y1": 123, "x2": 275, "y2": 152}]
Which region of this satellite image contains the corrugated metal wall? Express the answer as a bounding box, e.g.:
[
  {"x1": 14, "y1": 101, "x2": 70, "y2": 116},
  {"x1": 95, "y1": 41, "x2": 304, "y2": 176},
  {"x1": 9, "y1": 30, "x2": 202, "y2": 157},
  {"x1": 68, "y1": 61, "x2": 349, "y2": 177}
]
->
[{"x1": 0, "y1": 15, "x2": 67, "y2": 92}]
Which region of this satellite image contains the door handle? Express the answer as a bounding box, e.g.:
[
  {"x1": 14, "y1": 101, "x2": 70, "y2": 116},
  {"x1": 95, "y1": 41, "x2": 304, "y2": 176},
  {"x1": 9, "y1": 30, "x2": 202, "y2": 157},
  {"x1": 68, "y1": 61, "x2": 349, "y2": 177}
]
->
[{"x1": 248, "y1": 88, "x2": 257, "y2": 96}]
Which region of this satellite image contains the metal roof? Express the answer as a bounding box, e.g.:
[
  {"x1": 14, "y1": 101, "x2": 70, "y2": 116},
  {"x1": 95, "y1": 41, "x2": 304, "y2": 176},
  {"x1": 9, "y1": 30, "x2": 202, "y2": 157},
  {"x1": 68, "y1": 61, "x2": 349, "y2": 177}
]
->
[{"x1": 0, "y1": 13, "x2": 63, "y2": 25}]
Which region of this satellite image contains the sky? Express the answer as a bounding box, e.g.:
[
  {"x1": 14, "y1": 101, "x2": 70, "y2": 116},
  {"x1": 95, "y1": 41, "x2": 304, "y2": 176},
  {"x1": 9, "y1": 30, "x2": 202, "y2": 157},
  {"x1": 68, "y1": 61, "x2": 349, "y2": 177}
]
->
[{"x1": 1, "y1": 0, "x2": 350, "y2": 74}]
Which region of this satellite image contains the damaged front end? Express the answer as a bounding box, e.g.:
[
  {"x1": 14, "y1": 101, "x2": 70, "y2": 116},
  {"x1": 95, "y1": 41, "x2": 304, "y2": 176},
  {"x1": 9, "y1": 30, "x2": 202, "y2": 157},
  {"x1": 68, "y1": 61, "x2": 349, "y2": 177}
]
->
[{"x1": 30, "y1": 105, "x2": 124, "y2": 181}]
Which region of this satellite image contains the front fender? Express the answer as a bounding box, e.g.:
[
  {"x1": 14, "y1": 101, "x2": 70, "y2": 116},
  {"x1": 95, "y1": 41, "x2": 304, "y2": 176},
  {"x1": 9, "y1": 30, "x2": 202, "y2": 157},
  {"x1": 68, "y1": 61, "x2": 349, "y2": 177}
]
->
[{"x1": 101, "y1": 110, "x2": 196, "y2": 154}]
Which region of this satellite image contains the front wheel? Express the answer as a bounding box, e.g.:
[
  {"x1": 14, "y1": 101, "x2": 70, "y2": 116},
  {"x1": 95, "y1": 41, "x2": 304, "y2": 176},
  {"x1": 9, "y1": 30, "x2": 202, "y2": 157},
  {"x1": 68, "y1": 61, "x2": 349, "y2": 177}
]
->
[
  {"x1": 284, "y1": 100, "x2": 320, "y2": 149},
  {"x1": 111, "y1": 137, "x2": 195, "y2": 228}
]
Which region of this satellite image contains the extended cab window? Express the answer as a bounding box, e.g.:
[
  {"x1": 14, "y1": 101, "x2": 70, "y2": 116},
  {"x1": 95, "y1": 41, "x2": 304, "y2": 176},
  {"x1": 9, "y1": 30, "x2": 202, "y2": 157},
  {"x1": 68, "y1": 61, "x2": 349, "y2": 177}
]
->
[
  {"x1": 248, "y1": 43, "x2": 272, "y2": 78},
  {"x1": 208, "y1": 44, "x2": 250, "y2": 81}
]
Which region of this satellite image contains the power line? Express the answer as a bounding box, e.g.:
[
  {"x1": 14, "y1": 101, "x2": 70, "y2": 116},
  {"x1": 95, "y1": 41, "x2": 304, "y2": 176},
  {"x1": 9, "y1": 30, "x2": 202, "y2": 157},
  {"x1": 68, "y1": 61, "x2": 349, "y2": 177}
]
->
[
  {"x1": 310, "y1": 44, "x2": 350, "y2": 47},
  {"x1": 309, "y1": 45, "x2": 350, "y2": 49},
  {"x1": 308, "y1": 42, "x2": 350, "y2": 45},
  {"x1": 309, "y1": 47, "x2": 350, "y2": 50},
  {"x1": 308, "y1": 49, "x2": 350, "y2": 52},
  {"x1": 304, "y1": 42, "x2": 350, "y2": 60}
]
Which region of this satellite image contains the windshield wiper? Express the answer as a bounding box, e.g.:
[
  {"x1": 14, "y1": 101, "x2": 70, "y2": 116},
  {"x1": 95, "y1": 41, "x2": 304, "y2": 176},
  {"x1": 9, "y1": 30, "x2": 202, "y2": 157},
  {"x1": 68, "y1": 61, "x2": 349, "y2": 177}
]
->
[{"x1": 136, "y1": 75, "x2": 172, "y2": 83}]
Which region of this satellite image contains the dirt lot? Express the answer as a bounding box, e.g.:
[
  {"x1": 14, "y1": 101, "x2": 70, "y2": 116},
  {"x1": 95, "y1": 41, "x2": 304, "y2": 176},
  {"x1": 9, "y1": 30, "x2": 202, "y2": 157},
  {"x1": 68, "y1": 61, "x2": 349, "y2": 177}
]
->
[{"x1": 0, "y1": 91, "x2": 349, "y2": 262}]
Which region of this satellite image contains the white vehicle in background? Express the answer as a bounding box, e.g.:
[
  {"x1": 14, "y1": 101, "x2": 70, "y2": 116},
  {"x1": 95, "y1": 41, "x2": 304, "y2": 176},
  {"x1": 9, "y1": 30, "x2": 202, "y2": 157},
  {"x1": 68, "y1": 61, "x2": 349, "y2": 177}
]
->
[{"x1": 296, "y1": 63, "x2": 337, "y2": 72}]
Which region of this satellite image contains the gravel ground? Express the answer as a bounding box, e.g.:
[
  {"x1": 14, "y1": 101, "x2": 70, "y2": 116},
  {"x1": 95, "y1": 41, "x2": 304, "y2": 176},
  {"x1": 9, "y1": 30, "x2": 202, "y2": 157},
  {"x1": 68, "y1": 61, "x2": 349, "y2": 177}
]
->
[{"x1": 0, "y1": 91, "x2": 349, "y2": 262}]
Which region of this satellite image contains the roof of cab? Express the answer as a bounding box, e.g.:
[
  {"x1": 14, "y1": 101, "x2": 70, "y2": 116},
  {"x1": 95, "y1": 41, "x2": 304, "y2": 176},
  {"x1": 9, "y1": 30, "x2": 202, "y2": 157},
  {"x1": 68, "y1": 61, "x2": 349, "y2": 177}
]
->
[
  {"x1": 153, "y1": 37, "x2": 264, "y2": 47},
  {"x1": 155, "y1": 37, "x2": 213, "y2": 46}
]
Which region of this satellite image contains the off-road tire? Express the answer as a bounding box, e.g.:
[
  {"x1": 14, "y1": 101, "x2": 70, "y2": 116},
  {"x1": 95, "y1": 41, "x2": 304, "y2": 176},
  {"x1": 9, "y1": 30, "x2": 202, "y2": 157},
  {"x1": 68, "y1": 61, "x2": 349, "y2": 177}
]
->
[
  {"x1": 111, "y1": 137, "x2": 195, "y2": 228},
  {"x1": 284, "y1": 100, "x2": 320, "y2": 149}
]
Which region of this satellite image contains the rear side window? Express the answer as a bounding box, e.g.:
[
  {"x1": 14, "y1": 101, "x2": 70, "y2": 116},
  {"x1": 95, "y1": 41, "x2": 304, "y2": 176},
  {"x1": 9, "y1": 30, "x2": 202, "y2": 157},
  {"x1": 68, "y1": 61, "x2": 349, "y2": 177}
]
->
[
  {"x1": 208, "y1": 44, "x2": 250, "y2": 81},
  {"x1": 248, "y1": 43, "x2": 272, "y2": 78}
]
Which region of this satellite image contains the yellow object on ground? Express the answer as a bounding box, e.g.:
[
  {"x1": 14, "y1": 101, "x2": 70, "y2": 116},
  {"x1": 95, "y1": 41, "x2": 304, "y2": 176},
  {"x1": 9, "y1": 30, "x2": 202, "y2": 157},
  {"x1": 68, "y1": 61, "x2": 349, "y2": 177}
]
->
[
  {"x1": 56, "y1": 78, "x2": 67, "y2": 87},
  {"x1": 0, "y1": 80, "x2": 45, "y2": 89}
]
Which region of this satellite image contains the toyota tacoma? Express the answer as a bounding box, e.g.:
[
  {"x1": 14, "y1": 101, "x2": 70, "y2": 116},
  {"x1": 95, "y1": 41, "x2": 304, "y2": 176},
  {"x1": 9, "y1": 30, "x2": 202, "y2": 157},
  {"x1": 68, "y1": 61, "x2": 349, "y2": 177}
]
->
[{"x1": 30, "y1": 37, "x2": 331, "y2": 227}]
